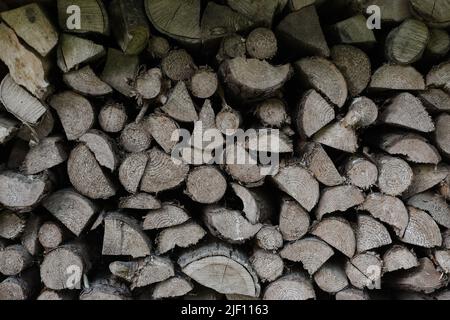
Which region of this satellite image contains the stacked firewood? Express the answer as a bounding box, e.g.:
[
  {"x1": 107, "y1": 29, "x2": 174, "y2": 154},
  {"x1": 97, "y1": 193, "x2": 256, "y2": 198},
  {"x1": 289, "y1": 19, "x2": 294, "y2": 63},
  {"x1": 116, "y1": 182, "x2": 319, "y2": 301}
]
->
[{"x1": 0, "y1": 0, "x2": 449, "y2": 300}]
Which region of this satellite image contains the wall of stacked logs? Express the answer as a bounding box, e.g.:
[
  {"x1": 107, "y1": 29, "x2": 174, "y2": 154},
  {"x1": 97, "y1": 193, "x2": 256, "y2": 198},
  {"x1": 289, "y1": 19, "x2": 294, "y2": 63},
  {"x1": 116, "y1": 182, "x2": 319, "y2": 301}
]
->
[{"x1": 0, "y1": 0, "x2": 450, "y2": 300}]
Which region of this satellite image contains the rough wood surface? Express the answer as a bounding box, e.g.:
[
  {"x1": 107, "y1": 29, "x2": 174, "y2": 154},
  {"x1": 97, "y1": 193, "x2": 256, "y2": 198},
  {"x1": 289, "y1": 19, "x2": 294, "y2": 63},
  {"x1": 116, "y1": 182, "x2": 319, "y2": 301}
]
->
[
  {"x1": 49, "y1": 91, "x2": 95, "y2": 141},
  {"x1": 369, "y1": 64, "x2": 425, "y2": 91},
  {"x1": 311, "y1": 217, "x2": 356, "y2": 258},
  {"x1": 354, "y1": 214, "x2": 392, "y2": 253},
  {"x1": 344, "y1": 157, "x2": 378, "y2": 190},
  {"x1": 220, "y1": 58, "x2": 292, "y2": 101},
  {"x1": 263, "y1": 273, "x2": 315, "y2": 300},
  {"x1": 178, "y1": 242, "x2": 261, "y2": 297},
  {"x1": 315, "y1": 185, "x2": 365, "y2": 220},
  {"x1": 0, "y1": 23, "x2": 50, "y2": 99},
  {"x1": 63, "y1": 66, "x2": 112, "y2": 96},
  {"x1": 156, "y1": 221, "x2": 206, "y2": 254},
  {"x1": 401, "y1": 207, "x2": 442, "y2": 248},
  {"x1": 280, "y1": 237, "x2": 334, "y2": 275},
  {"x1": 383, "y1": 245, "x2": 419, "y2": 273}
]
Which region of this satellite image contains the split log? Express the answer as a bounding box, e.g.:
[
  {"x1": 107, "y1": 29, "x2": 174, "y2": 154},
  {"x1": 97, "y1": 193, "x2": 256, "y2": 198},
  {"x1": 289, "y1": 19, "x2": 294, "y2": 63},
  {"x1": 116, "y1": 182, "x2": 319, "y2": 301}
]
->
[
  {"x1": 409, "y1": 0, "x2": 450, "y2": 27},
  {"x1": 200, "y1": 2, "x2": 254, "y2": 46},
  {"x1": 119, "y1": 152, "x2": 148, "y2": 194},
  {"x1": 102, "y1": 212, "x2": 152, "y2": 258},
  {"x1": 80, "y1": 277, "x2": 131, "y2": 300},
  {"x1": 203, "y1": 206, "x2": 262, "y2": 244},
  {"x1": 280, "y1": 237, "x2": 334, "y2": 275},
  {"x1": 311, "y1": 217, "x2": 356, "y2": 258},
  {"x1": 1, "y1": 4, "x2": 57, "y2": 57},
  {"x1": 433, "y1": 250, "x2": 450, "y2": 274},
  {"x1": 0, "y1": 210, "x2": 26, "y2": 240},
  {"x1": 359, "y1": 193, "x2": 409, "y2": 237},
  {"x1": 419, "y1": 89, "x2": 450, "y2": 113},
  {"x1": 246, "y1": 28, "x2": 278, "y2": 60},
  {"x1": 401, "y1": 206, "x2": 442, "y2": 248},
  {"x1": 189, "y1": 67, "x2": 218, "y2": 99},
  {"x1": 254, "y1": 99, "x2": 290, "y2": 128},
  {"x1": 161, "y1": 81, "x2": 198, "y2": 123},
  {"x1": 152, "y1": 276, "x2": 194, "y2": 299},
  {"x1": 0, "y1": 269, "x2": 38, "y2": 300},
  {"x1": 294, "y1": 57, "x2": 347, "y2": 108},
  {"x1": 63, "y1": 66, "x2": 113, "y2": 96},
  {"x1": 387, "y1": 258, "x2": 446, "y2": 294},
  {"x1": 278, "y1": 196, "x2": 310, "y2": 242},
  {"x1": 315, "y1": 186, "x2": 365, "y2": 220},
  {"x1": 21, "y1": 214, "x2": 43, "y2": 256},
  {"x1": 40, "y1": 242, "x2": 91, "y2": 290},
  {"x1": 331, "y1": 45, "x2": 371, "y2": 97},
  {"x1": 345, "y1": 252, "x2": 383, "y2": 290},
  {"x1": 231, "y1": 183, "x2": 273, "y2": 224},
  {"x1": 110, "y1": 255, "x2": 174, "y2": 288},
  {"x1": 178, "y1": 242, "x2": 261, "y2": 297},
  {"x1": 342, "y1": 97, "x2": 378, "y2": 129},
  {"x1": 57, "y1": 0, "x2": 109, "y2": 35},
  {"x1": 0, "y1": 74, "x2": 47, "y2": 125},
  {"x1": 385, "y1": 19, "x2": 429, "y2": 65},
  {"x1": 80, "y1": 130, "x2": 118, "y2": 171},
  {"x1": 227, "y1": 0, "x2": 284, "y2": 27},
  {"x1": 0, "y1": 23, "x2": 50, "y2": 99},
  {"x1": 373, "y1": 154, "x2": 413, "y2": 196},
  {"x1": 425, "y1": 29, "x2": 450, "y2": 60},
  {"x1": 369, "y1": 64, "x2": 425, "y2": 91},
  {"x1": 140, "y1": 148, "x2": 190, "y2": 193},
  {"x1": 276, "y1": 5, "x2": 330, "y2": 57},
  {"x1": 250, "y1": 249, "x2": 284, "y2": 283},
  {"x1": 109, "y1": 0, "x2": 149, "y2": 55},
  {"x1": 263, "y1": 273, "x2": 315, "y2": 300},
  {"x1": 21, "y1": 136, "x2": 68, "y2": 174},
  {"x1": 435, "y1": 114, "x2": 450, "y2": 158},
  {"x1": 57, "y1": 34, "x2": 105, "y2": 72},
  {"x1": 219, "y1": 58, "x2": 292, "y2": 101},
  {"x1": 100, "y1": 48, "x2": 139, "y2": 97},
  {"x1": 156, "y1": 221, "x2": 206, "y2": 254},
  {"x1": 147, "y1": 36, "x2": 170, "y2": 60},
  {"x1": 344, "y1": 157, "x2": 378, "y2": 190},
  {"x1": 255, "y1": 225, "x2": 283, "y2": 251},
  {"x1": 313, "y1": 121, "x2": 358, "y2": 153},
  {"x1": 331, "y1": 15, "x2": 377, "y2": 47},
  {"x1": 354, "y1": 214, "x2": 392, "y2": 253},
  {"x1": 314, "y1": 260, "x2": 349, "y2": 294},
  {"x1": 43, "y1": 189, "x2": 97, "y2": 236},
  {"x1": 378, "y1": 132, "x2": 441, "y2": 164},
  {"x1": 143, "y1": 0, "x2": 201, "y2": 46},
  {"x1": 383, "y1": 245, "x2": 419, "y2": 273},
  {"x1": 271, "y1": 161, "x2": 319, "y2": 211},
  {"x1": 224, "y1": 145, "x2": 265, "y2": 187},
  {"x1": 296, "y1": 90, "x2": 335, "y2": 138},
  {"x1": 49, "y1": 91, "x2": 95, "y2": 140},
  {"x1": 99, "y1": 102, "x2": 128, "y2": 133},
  {"x1": 407, "y1": 192, "x2": 450, "y2": 228},
  {"x1": 142, "y1": 203, "x2": 190, "y2": 230},
  {"x1": 0, "y1": 115, "x2": 19, "y2": 144},
  {"x1": 0, "y1": 171, "x2": 51, "y2": 212},
  {"x1": 67, "y1": 144, "x2": 117, "y2": 199},
  {"x1": 404, "y1": 164, "x2": 449, "y2": 198},
  {"x1": 426, "y1": 61, "x2": 450, "y2": 90},
  {"x1": 185, "y1": 166, "x2": 227, "y2": 204},
  {"x1": 380, "y1": 93, "x2": 434, "y2": 133},
  {"x1": 118, "y1": 193, "x2": 161, "y2": 210},
  {"x1": 0, "y1": 244, "x2": 33, "y2": 276},
  {"x1": 335, "y1": 288, "x2": 369, "y2": 300},
  {"x1": 17, "y1": 110, "x2": 54, "y2": 144}
]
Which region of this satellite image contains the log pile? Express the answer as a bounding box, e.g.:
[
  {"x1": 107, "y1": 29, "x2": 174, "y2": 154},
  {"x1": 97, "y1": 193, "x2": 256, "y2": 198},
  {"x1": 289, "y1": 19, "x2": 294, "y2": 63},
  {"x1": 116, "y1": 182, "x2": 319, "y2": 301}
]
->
[{"x1": 0, "y1": 0, "x2": 449, "y2": 301}]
